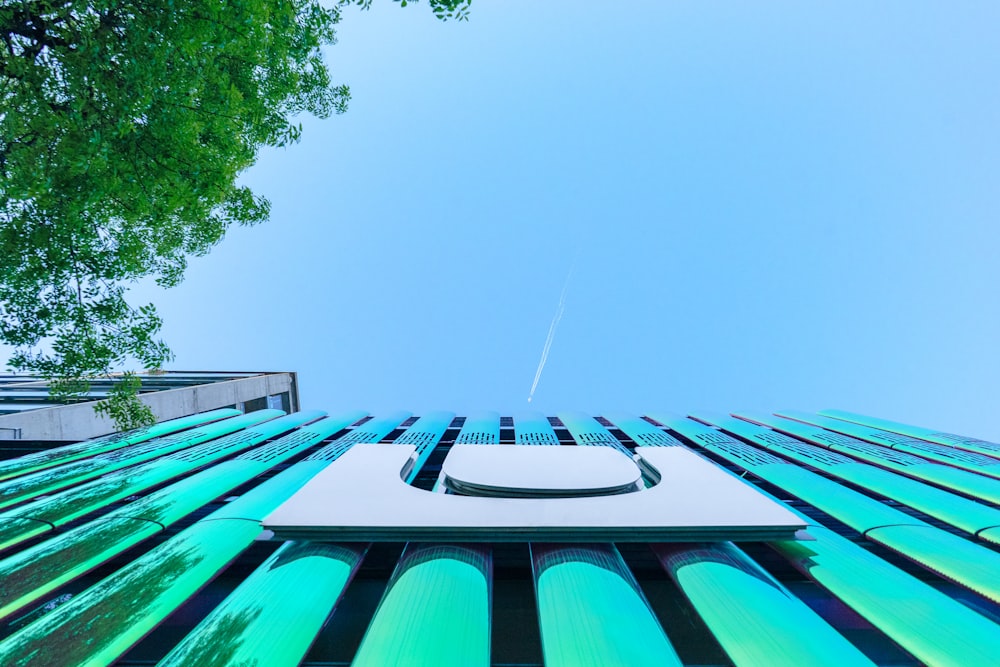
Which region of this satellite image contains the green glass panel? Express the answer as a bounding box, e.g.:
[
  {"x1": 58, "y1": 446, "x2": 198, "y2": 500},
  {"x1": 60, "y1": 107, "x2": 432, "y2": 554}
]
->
[
  {"x1": 0, "y1": 413, "x2": 359, "y2": 622},
  {"x1": 977, "y1": 526, "x2": 1000, "y2": 545},
  {"x1": 0, "y1": 411, "x2": 308, "y2": 552},
  {"x1": 352, "y1": 544, "x2": 491, "y2": 667},
  {"x1": 650, "y1": 413, "x2": 793, "y2": 469},
  {"x1": 773, "y1": 525, "x2": 1000, "y2": 667},
  {"x1": 206, "y1": 461, "x2": 331, "y2": 522},
  {"x1": 729, "y1": 411, "x2": 890, "y2": 451},
  {"x1": 532, "y1": 544, "x2": 681, "y2": 667},
  {"x1": 231, "y1": 411, "x2": 367, "y2": 464},
  {"x1": 303, "y1": 411, "x2": 411, "y2": 461},
  {"x1": 714, "y1": 414, "x2": 1000, "y2": 535},
  {"x1": 779, "y1": 410, "x2": 944, "y2": 447},
  {"x1": 159, "y1": 541, "x2": 365, "y2": 667},
  {"x1": 897, "y1": 464, "x2": 1000, "y2": 505},
  {"x1": 657, "y1": 414, "x2": 920, "y2": 533},
  {"x1": 836, "y1": 465, "x2": 1000, "y2": 535},
  {"x1": 123, "y1": 412, "x2": 361, "y2": 526},
  {"x1": 891, "y1": 441, "x2": 1000, "y2": 471},
  {"x1": 120, "y1": 463, "x2": 257, "y2": 526},
  {"x1": 661, "y1": 418, "x2": 1000, "y2": 606},
  {"x1": 774, "y1": 411, "x2": 1000, "y2": 475},
  {"x1": 0, "y1": 518, "x2": 160, "y2": 622},
  {"x1": 25, "y1": 461, "x2": 191, "y2": 527},
  {"x1": 513, "y1": 411, "x2": 559, "y2": 445},
  {"x1": 393, "y1": 411, "x2": 455, "y2": 482},
  {"x1": 605, "y1": 412, "x2": 684, "y2": 447},
  {"x1": 0, "y1": 517, "x2": 50, "y2": 553},
  {"x1": 0, "y1": 408, "x2": 240, "y2": 482},
  {"x1": 753, "y1": 464, "x2": 917, "y2": 533},
  {"x1": 736, "y1": 412, "x2": 1000, "y2": 505},
  {"x1": 655, "y1": 542, "x2": 873, "y2": 667},
  {"x1": 646, "y1": 411, "x2": 702, "y2": 433},
  {"x1": 819, "y1": 410, "x2": 1000, "y2": 456},
  {"x1": 455, "y1": 411, "x2": 500, "y2": 445},
  {"x1": 0, "y1": 412, "x2": 372, "y2": 665},
  {"x1": 0, "y1": 409, "x2": 282, "y2": 511},
  {"x1": 663, "y1": 413, "x2": 1000, "y2": 664},
  {"x1": 866, "y1": 524, "x2": 1000, "y2": 604},
  {"x1": 0, "y1": 520, "x2": 261, "y2": 667},
  {"x1": 11, "y1": 410, "x2": 313, "y2": 525},
  {"x1": 557, "y1": 412, "x2": 629, "y2": 453}
]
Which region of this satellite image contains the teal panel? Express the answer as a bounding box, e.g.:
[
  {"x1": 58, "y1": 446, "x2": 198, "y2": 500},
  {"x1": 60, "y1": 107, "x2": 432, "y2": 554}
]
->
[
  {"x1": 205, "y1": 461, "x2": 333, "y2": 522},
  {"x1": 658, "y1": 414, "x2": 922, "y2": 532},
  {"x1": 773, "y1": 525, "x2": 1000, "y2": 667},
  {"x1": 532, "y1": 544, "x2": 681, "y2": 667},
  {"x1": 717, "y1": 414, "x2": 1000, "y2": 535},
  {"x1": 780, "y1": 410, "x2": 946, "y2": 447},
  {"x1": 0, "y1": 408, "x2": 240, "y2": 483},
  {"x1": 513, "y1": 411, "x2": 559, "y2": 445},
  {"x1": 304, "y1": 411, "x2": 411, "y2": 461},
  {"x1": 751, "y1": 464, "x2": 921, "y2": 533},
  {"x1": 655, "y1": 542, "x2": 874, "y2": 667},
  {"x1": 455, "y1": 411, "x2": 500, "y2": 444},
  {"x1": 0, "y1": 412, "x2": 362, "y2": 622},
  {"x1": 895, "y1": 463, "x2": 1000, "y2": 505},
  {"x1": 866, "y1": 524, "x2": 1000, "y2": 605},
  {"x1": 775, "y1": 411, "x2": 1000, "y2": 472},
  {"x1": 839, "y1": 465, "x2": 1000, "y2": 535},
  {"x1": 0, "y1": 520, "x2": 262, "y2": 667},
  {"x1": 0, "y1": 410, "x2": 313, "y2": 542},
  {"x1": 144, "y1": 465, "x2": 268, "y2": 525},
  {"x1": 663, "y1": 419, "x2": 1000, "y2": 605},
  {"x1": 128, "y1": 412, "x2": 361, "y2": 526},
  {"x1": 557, "y1": 412, "x2": 629, "y2": 453},
  {"x1": 0, "y1": 517, "x2": 160, "y2": 622},
  {"x1": 0, "y1": 517, "x2": 50, "y2": 553},
  {"x1": 231, "y1": 411, "x2": 366, "y2": 463},
  {"x1": 352, "y1": 544, "x2": 491, "y2": 667},
  {"x1": 605, "y1": 412, "x2": 683, "y2": 447},
  {"x1": 0, "y1": 412, "x2": 330, "y2": 546},
  {"x1": 890, "y1": 440, "x2": 1000, "y2": 471},
  {"x1": 658, "y1": 412, "x2": 1000, "y2": 664},
  {"x1": 730, "y1": 411, "x2": 886, "y2": 451},
  {"x1": 646, "y1": 411, "x2": 691, "y2": 431},
  {"x1": 676, "y1": 419, "x2": 1000, "y2": 595},
  {"x1": 0, "y1": 412, "x2": 388, "y2": 664},
  {"x1": 741, "y1": 412, "x2": 1000, "y2": 504},
  {"x1": 819, "y1": 409, "x2": 1000, "y2": 456},
  {"x1": 393, "y1": 411, "x2": 455, "y2": 482},
  {"x1": 649, "y1": 413, "x2": 792, "y2": 469},
  {"x1": 977, "y1": 526, "x2": 1000, "y2": 545},
  {"x1": 159, "y1": 541, "x2": 365, "y2": 667},
  {"x1": 0, "y1": 409, "x2": 282, "y2": 511}
]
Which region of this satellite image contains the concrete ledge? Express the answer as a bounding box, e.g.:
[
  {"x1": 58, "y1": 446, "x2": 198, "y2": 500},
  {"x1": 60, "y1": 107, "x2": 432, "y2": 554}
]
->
[{"x1": 0, "y1": 373, "x2": 298, "y2": 441}]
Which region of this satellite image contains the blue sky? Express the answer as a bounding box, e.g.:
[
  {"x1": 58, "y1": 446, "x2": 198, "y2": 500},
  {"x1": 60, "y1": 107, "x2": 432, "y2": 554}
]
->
[{"x1": 126, "y1": 2, "x2": 1000, "y2": 438}]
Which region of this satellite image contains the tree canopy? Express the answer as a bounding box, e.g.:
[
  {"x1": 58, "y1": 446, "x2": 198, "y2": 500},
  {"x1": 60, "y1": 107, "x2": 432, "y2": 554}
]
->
[
  {"x1": 1, "y1": 0, "x2": 348, "y2": 383},
  {"x1": 1, "y1": 0, "x2": 468, "y2": 428}
]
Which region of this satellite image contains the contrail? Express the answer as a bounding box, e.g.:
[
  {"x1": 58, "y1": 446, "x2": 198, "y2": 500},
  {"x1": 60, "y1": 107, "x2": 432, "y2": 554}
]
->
[{"x1": 527, "y1": 263, "x2": 575, "y2": 403}]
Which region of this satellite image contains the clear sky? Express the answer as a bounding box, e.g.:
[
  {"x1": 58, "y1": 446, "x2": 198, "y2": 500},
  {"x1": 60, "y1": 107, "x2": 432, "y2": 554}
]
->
[{"x1": 127, "y1": 2, "x2": 1000, "y2": 438}]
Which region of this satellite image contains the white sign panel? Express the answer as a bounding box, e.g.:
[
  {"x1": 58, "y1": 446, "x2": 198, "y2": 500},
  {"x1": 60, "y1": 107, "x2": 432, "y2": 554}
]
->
[{"x1": 264, "y1": 444, "x2": 804, "y2": 542}]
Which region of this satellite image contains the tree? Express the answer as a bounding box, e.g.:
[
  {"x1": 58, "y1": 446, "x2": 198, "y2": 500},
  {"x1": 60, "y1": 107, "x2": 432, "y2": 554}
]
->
[
  {"x1": 0, "y1": 0, "x2": 468, "y2": 430},
  {"x1": 1, "y1": 0, "x2": 350, "y2": 427},
  {"x1": 346, "y1": 0, "x2": 471, "y2": 21}
]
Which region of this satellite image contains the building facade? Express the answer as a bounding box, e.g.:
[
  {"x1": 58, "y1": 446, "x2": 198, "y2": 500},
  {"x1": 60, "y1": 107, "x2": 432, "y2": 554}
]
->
[
  {"x1": 0, "y1": 371, "x2": 299, "y2": 441},
  {"x1": 0, "y1": 408, "x2": 999, "y2": 666}
]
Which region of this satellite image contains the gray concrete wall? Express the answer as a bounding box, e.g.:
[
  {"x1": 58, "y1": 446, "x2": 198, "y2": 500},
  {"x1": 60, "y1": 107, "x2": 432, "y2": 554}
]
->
[{"x1": 0, "y1": 373, "x2": 298, "y2": 441}]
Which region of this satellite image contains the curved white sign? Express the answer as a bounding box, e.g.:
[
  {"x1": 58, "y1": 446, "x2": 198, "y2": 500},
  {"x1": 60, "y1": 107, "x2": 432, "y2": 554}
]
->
[{"x1": 264, "y1": 443, "x2": 804, "y2": 542}]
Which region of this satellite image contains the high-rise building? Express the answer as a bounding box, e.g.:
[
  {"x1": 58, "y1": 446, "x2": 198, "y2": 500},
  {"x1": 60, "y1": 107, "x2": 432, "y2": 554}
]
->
[
  {"x1": 0, "y1": 406, "x2": 999, "y2": 666},
  {"x1": 0, "y1": 370, "x2": 299, "y2": 441}
]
